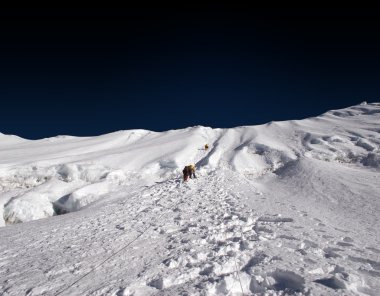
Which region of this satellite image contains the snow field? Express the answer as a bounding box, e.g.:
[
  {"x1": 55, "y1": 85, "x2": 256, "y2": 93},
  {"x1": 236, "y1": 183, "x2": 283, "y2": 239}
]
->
[{"x1": 0, "y1": 103, "x2": 379, "y2": 295}]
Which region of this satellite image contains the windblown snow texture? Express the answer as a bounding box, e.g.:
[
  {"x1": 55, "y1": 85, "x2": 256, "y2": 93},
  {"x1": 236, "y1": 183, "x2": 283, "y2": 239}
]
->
[{"x1": 0, "y1": 103, "x2": 379, "y2": 295}]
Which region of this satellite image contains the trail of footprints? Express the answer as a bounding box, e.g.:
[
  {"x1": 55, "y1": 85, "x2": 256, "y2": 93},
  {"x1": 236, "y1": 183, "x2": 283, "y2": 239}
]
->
[
  {"x1": 140, "y1": 176, "x2": 305, "y2": 294},
  {"x1": 125, "y1": 174, "x2": 379, "y2": 295}
]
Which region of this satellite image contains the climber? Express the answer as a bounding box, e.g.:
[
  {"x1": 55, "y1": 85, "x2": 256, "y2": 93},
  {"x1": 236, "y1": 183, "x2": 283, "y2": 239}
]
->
[
  {"x1": 183, "y1": 164, "x2": 196, "y2": 181},
  {"x1": 205, "y1": 144, "x2": 209, "y2": 150}
]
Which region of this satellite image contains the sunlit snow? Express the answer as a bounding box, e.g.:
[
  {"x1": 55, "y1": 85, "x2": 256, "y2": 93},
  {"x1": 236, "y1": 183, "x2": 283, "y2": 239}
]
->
[{"x1": 0, "y1": 103, "x2": 379, "y2": 295}]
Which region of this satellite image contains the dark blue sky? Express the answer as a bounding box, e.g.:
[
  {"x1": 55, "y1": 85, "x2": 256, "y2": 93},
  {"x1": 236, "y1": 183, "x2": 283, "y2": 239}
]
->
[{"x1": 1, "y1": 8, "x2": 379, "y2": 139}]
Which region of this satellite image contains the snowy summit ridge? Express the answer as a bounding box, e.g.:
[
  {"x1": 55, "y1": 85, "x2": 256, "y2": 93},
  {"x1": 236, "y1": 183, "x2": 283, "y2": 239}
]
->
[{"x1": 0, "y1": 103, "x2": 379, "y2": 295}]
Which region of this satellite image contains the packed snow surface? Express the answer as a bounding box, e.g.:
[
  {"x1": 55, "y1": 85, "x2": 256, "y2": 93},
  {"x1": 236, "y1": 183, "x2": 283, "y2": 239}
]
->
[{"x1": 0, "y1": 103, "x2": 379, "y2": 295}]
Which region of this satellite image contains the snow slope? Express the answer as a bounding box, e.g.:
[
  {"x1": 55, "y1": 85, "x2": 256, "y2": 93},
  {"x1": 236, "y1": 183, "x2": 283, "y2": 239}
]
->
[{"x1": 0, "y1": 103, "x2": 379, "y2": 295}]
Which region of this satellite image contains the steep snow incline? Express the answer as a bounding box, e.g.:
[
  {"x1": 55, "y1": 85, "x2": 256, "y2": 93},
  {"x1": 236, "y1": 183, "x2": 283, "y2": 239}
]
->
[
  {"x1": 0, "y1": 169, "x2": 378, "y2": 295},
  {"x1": 0, "y1": 102, "x2": 379, "y2": 295}
]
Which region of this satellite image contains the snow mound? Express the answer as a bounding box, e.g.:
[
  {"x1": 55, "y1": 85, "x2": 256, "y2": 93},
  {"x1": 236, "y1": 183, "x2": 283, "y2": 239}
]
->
[
  {"x1": 56, "y1": 181, "x2": 112, "y2": 212},
  {"x1": 1, "y1": 163, "x2": 130, "y2": 224},
  {"x1": 57, "y1": 163, "x2": 110, "y2": 182},
  {"x1": 3, "y1": 178, "x2": 85, "y2": 224}
]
